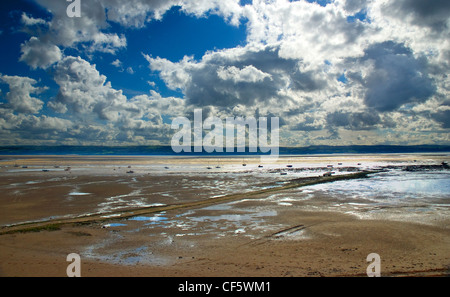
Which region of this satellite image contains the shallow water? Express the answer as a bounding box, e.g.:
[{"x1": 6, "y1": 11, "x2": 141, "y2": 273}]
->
[
  {"x1": 274, "y1": 169, "x2": 450, "y2": 224},
  {"x1": 304, "y1": 170, "x2": 450, "y2": 204}
]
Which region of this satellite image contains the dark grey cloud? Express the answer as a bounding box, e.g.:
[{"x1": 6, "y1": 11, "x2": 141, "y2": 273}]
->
[
  {"x1": 164, "y1": 45, "x2": 328, "y2": 108},
  {"x1": 432, "y1": 110, "x2": 450, "y2": 128},
  {"x1": 343, "y1": 0, "x2": 369, "y2": 13},
  {"x1": 284, "y1": 101, "x2": 317, "y2": 117},
  {"x1": 383, "y1": 0, "x2": 450, "y2": 31},
  {"x1": 431, "y1": 100, "x2": 450, "y2": 129},
  {"x1": 291, "y1": 115, "x2": 323, "y2": 131},
  {"x1": 358, "y1": 41, "x2": 436, "y2": 112},
  {"x1": 326, "y1": 110, "x2": 380, "y2": 130}
]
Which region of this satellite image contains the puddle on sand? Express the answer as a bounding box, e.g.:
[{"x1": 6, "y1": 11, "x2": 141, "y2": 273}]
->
[
  {"x1": 112, "y1": 246, "x2": 170, "y2": 266},
  {"x1": 129, "y1": 214, "x2": 167, "y2": 221},
  {"x1": 68, "y1": 192, "x2": 92, "y2": 196},
  {"x1": 82, "y1": 226, "x2": 174, "y2": 266},
  {"x1": 111, "y1": 202, "x2": 282, "y2": 240},
  {"x1": 128, "y1": 215, "x2": 168, "y2": 225},
  {"x1": 25, "y1": 181, "x2": 41, "y2": 185},
  {"x1": 173, "y1": 207, "x2": 280, "y2": 238},
  {"x1": 83, "y1": 239, "x2": 170, "y2": 266},
  {"x1": 102, "y1": 223, "x2": 127, "y2": 228},
  {"x1": 188, "y1": 210, "x2": 277, "y2": 223}
]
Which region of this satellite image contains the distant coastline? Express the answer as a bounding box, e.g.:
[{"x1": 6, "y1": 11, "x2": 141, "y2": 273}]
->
[{"x1": 0, "y1": 145, "x2": 450, "y2": 156}]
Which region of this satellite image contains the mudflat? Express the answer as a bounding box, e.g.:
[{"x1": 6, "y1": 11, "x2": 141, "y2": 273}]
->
[{"x1": 0, "y1": 154, "x2": 449, "y2": 277}]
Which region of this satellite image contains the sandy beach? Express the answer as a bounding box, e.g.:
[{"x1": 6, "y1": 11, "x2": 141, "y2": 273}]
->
[{"x1": 0, "y1": 154, "x2": 449, "y2": 277}]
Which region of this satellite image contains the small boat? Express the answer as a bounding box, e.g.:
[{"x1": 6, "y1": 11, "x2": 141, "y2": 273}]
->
[
  {"x1": 258, "y1": 165, "x2": 263, "y2": 168},
  {"x1": 280, "y1": 172, "x2": 287, "y2": 175},
  {"x1": 207, "y1": 166, "x2": 212, "y2": 170},
  {"x1": 126, "y1": 170, "x2": 134, "y2": 174},
  {"x1": 286, "y1": 165, "x2": 293, "y2": 168}
]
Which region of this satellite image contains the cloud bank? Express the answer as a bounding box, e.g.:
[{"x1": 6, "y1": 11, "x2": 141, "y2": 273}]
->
[{"x1": 0, "y1": 0, "x2": 449, "y2": 146}]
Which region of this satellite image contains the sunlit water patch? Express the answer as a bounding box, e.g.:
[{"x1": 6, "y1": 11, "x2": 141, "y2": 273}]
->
[
  {"x1": 305, "y1": 170, "x2": 450, "y2": 202},
  {"x1": 296, "y1": 169, "x2": 450, "y2": 223},
  {"x1": 68, "y1": 192, "x2": 92, "y2": 196}
]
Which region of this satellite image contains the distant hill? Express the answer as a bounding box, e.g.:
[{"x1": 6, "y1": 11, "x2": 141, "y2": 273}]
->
[
  {"x1": 0, "y1": 145, "x2": 449, "y2": 156},
  {"x1": 278, "y1": 145, "x2": 450, "y2": 155}
]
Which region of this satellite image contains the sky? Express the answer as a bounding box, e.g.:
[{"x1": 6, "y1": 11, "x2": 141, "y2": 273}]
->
[{"x1": 0, "y1": 0, "x2": 449, "y2": 147}]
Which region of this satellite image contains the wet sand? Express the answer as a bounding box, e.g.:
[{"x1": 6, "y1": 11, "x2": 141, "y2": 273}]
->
[{"x1": 0, "y1": 154, "x2": 449, "y2": 277}]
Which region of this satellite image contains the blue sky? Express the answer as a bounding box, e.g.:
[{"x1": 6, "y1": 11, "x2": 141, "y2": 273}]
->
[
  {"x1": 0, "y1": 2, "x2": 247, "y2": 101},
  {"x1": 103, "y1": 6, "x2": 248, "y2": 99},
  {"x1": 0, "y1": 0, "x2": 449, "y2": 146}
]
